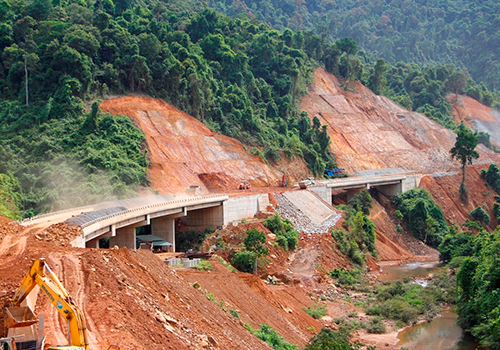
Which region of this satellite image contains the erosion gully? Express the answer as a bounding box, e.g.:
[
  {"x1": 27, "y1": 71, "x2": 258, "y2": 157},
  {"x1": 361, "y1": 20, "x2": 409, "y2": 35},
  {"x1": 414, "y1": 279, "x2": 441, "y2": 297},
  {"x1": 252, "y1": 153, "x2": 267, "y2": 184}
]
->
[{"x1": 378, "y1": 262, "x2": 480, "y2": 350}]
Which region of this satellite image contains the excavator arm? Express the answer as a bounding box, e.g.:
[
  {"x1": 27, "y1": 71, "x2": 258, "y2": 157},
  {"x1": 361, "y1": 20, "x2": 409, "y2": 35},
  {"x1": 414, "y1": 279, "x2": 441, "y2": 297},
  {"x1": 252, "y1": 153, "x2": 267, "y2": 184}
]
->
[{"x1": 8, "y1": 259, "x2": 89, "y2": 350}]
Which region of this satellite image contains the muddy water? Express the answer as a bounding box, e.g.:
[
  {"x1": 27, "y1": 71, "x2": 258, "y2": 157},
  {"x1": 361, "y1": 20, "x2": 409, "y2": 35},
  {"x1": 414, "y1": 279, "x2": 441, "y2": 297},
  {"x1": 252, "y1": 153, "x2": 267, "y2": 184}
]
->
[
  {"x1": 378, "y1": 261, "x2": 442, "y2": 282},
  {"x1": 397, "y1": 309, "x2": 478, "y2": 350},
  {"x1": 378, "y1": 262, "x2": 480, "y2": 350}
]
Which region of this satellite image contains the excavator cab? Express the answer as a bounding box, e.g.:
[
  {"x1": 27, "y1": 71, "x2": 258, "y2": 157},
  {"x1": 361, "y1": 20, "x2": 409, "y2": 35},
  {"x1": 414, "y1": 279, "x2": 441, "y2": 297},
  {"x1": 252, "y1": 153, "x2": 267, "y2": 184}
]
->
[{"x1": 0, "y1": 338, "x2": 16, "y2": 350}]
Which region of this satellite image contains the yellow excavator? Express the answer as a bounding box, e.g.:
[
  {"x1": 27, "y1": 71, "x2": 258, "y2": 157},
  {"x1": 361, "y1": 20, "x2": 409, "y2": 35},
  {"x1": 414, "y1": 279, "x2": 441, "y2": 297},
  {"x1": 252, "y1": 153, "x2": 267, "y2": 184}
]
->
[{"x1": 3, "y1": 258, "x2": 118, "y2": 350}]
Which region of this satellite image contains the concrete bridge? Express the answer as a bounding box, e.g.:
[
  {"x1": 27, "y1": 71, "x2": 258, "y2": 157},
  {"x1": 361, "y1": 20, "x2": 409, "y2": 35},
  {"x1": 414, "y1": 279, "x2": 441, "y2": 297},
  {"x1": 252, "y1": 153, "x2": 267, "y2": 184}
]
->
[
  {"x1": 20, "y1": 193, "x2": 270, "y2": 250},
  {"x1": 310, "y1": 173, "x2": 422, "y2": 205},
  {"x1": 19, "y1": 171, "x2": 421, "y2": 251}
]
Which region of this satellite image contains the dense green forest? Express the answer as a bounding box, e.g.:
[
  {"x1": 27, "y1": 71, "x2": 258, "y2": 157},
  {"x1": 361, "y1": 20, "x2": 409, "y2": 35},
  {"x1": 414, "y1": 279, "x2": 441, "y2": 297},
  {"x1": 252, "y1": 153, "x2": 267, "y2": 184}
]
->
[
  {"x1": 204, "y1": 0, "x2": 500, "y2": 128},
  {"x1": 2, "y1": 0, "x2": 500, "y2": 218},
  {"x1": 0, "y1": 0, "x2": 344, "y2": 217},
  {"x1": 206, "y1": 0, "x2": 500, "y2": 91}
]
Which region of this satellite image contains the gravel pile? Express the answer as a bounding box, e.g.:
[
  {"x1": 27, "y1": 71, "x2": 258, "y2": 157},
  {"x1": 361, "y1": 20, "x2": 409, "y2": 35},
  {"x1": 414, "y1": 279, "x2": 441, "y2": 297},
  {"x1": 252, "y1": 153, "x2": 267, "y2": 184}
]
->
[{"x1": 275, "y1": 194, "x2": 341, "y2": 234}]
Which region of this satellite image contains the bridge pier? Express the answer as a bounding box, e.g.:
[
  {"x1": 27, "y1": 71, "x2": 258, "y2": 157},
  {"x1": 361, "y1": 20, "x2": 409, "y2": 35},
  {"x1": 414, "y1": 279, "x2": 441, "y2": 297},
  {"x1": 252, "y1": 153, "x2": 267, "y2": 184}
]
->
[
  {"x1": 151, "y1": 216, "x2": 176, "y2": 252},
  {"x1": 109, "y1": 226, "x2": 136, "y2": 249},
  {"x1": 86, "y1": 237, "x2": 100, "y2": 248}
]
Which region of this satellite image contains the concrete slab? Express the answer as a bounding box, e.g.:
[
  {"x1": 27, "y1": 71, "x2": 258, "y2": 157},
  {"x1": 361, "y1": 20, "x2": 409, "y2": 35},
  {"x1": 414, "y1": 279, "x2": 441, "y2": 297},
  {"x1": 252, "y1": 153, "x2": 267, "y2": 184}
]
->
[
  {"x1": 276, "y1": 192, "x2": 341, "y2": 234},
  {"x1": 283, "y1": 191, "x2": 334, "y2": 226}
]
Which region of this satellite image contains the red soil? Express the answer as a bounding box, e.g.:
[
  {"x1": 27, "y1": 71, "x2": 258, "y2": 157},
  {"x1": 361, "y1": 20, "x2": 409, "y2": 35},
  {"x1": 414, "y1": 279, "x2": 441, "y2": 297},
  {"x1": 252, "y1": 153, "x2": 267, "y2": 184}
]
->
[
  {"x1": 300, "y1": 68, "x2": 499, "y2": 174},
  {"x1": 450, "y1": 94, "x2": 497, "y2": 126},
  {"x1": 100, "y1": 96, "x2": 310, "y2": 195},
  {"x1": 4, "y1": 71, "x2": 498, "y2": 350}
]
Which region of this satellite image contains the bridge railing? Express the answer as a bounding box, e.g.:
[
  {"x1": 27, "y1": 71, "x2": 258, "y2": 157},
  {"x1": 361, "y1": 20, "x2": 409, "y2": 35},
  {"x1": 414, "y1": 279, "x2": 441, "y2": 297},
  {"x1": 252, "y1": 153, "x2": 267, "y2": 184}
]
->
[
  {"x1": 18, "y1": 204, "x2": 96, "y2": 226},
  {"x1": 17, "y1": 194, "x2": 228, "y2": 229},
  {"x1": 78, "y1": 194, "x2": 228, "y2": 229}
]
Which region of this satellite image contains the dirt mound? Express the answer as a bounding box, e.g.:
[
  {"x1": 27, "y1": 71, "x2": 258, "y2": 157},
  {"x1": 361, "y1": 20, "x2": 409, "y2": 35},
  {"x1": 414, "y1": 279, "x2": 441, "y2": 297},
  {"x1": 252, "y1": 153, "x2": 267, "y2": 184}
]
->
[
  {"x1": 34, "y1": 222, "x2": 82, "y2": 245},
  {"x1": 300, "y1": 68, "x2": 498, "y2": 173},
  {"x1": 0, "y1": 237, "x2": 301, "y2": 349},
  {"x1": 178, "y1": 260, "x2": 321, "y2": 347},
  {"x1": 0, "y1": 215, "x2": 12, "y2": 225},
  {"x1": 100, "y1": 96, "x2": 310, "y2": 194}
]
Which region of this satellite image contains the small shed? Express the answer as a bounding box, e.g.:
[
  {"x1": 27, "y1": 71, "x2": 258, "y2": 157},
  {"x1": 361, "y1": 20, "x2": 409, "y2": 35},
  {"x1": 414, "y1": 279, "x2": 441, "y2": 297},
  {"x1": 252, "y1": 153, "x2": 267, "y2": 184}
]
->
[{"x1": 136, "y1": 235, "x2": 173, "y2": 252}]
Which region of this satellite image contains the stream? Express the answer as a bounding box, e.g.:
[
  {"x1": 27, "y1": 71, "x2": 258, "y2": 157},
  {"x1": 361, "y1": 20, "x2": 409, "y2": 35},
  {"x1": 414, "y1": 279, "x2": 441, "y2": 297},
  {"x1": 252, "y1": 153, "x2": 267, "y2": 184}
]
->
[{"x1": 378, "y1": 262, "x2": 480, "y2": 350}]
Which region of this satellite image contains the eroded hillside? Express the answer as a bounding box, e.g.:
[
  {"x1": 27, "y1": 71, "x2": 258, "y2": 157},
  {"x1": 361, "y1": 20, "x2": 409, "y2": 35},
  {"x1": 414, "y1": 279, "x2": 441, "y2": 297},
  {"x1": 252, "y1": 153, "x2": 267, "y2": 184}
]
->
[
  {"x1": 100, "y1": 97, "x2": 310, "y2": 194},
  {"x1": 300, "y1": 68, "x2": 498, "y2": 173},
  {"x1": 450, "y1": 94, "x2": 500, "y2": 147}
]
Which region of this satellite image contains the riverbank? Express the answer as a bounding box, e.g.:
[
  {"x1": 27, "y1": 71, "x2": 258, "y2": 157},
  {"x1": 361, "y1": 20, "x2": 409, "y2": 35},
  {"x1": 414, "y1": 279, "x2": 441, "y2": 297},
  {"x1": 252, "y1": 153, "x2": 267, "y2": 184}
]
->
[{"x1": 338, "y1": 261, "x2": 459, "y2": 349}]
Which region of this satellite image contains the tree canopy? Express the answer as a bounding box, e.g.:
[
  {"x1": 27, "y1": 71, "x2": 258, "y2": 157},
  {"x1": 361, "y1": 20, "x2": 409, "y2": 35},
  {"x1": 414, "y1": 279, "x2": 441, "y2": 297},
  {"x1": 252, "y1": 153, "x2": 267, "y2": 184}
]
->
[{"x1": 450, "y1": 121, "x2": 479, "y2": 185}]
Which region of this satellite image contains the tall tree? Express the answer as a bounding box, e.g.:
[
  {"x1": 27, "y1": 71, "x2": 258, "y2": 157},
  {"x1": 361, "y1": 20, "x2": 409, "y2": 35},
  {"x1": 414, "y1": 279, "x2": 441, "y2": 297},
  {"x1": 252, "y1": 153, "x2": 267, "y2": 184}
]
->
[
  {"x1": 450, "y1": 122, "x2": 479, "y2": 201},
  {"x1": 445, "y1": 70, "x2": 468, "y2": 101}
]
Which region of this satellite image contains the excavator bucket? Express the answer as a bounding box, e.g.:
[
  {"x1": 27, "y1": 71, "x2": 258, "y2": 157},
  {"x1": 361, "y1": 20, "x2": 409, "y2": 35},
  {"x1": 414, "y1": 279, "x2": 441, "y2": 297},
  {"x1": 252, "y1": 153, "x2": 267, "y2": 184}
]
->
[{"x1": 4, "y1": 306, "x2": 38, "y2": 329}]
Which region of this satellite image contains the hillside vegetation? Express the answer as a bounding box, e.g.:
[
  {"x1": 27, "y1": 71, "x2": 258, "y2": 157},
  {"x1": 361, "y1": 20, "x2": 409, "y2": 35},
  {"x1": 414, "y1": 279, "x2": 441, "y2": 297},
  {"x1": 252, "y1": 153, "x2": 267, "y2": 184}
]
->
[
  {"x1": 0, "y1": 0, "x2": 343, "y2": 216},
  {"x1": 2, "y1": 0, "x2": 500, "y2": 218},
  {"x1": 206, "y1": 0, "x2": 500, "y2": 91}
]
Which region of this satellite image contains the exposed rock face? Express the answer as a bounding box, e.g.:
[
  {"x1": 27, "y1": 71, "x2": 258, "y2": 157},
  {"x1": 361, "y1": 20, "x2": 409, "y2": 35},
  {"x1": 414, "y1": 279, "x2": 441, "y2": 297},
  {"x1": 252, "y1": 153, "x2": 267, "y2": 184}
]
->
[
  {"x1": 450, "y1": 94, "x2": 500, "y2": 147},
  {"x1": 100, "y1": 96, "x2": 310, "y2": 194},
  {"x1": 300, "y1": 68, "x2": 496, "y2": 173}
]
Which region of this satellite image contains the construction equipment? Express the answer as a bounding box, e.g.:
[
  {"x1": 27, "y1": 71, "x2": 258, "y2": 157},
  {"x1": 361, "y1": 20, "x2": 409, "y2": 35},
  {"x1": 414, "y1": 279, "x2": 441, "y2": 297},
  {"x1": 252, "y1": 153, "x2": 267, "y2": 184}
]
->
[
  {"x1": 279, "y1": 174, "x2": 288, "y2": 187},
  {"x1": 0, "y1": 337, "x2": 16, "y2": 350},
  {"x1": 238, "y1": 181, "x2": 251, "y2": 190},
  {"x1": 324, "y1": 168, "x2": 346, "y2": 178},
  {"x1": 5, "y1": 258, "x2": 89, "y2": 350}
]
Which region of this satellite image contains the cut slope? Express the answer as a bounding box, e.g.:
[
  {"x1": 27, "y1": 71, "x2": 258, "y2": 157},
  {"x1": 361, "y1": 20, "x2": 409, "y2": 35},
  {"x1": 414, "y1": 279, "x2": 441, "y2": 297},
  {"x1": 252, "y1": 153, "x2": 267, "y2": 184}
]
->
[
  {"x1": 420, "y1": 164, "x2": 499, "y2": 229},
  {"x1": 300, "y1": 69, "x2": 497, "y2": 173},
  {"x1": 100, "y1": 96, "x2": 309, "y2": 194},
  {"x1": 450, "y1": 94, "x2": 500, "y2": 147}
]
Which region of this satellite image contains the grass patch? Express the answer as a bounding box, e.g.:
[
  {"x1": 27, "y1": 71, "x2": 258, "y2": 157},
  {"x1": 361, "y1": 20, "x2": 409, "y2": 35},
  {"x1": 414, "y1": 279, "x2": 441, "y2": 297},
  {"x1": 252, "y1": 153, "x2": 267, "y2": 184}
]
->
[
  {"x1": 329, "y1": 268, "x2": 364, "y2": 286},
  {"x1": 362, "y1": 273, "x2": 454, "y2": 325},
  {"x1": 194, "y1": 260, "x2": 212, "y2": 271},
  {"x1": 216, "y1": 257, "x2": 237, "y2": 272},
  {"x1": 246, "y1": 324, "x2": 297, "y2": 350},
  {"x1": 301, "y1": 304, "x2": 327, "y2": 319}
]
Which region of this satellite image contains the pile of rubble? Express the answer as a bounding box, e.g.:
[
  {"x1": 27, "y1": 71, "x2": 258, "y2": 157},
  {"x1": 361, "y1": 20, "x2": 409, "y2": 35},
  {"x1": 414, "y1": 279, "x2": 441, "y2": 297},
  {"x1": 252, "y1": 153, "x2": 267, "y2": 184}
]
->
[
  {"x1": 35, "y1": 223, "x2": 82, "y2": 244},
  {"x1": 275, "y1": 194, "x2": 341, "y2": 234},
  {"x1": 0, "y1": 221, "x2": 24, "y2": 240}
]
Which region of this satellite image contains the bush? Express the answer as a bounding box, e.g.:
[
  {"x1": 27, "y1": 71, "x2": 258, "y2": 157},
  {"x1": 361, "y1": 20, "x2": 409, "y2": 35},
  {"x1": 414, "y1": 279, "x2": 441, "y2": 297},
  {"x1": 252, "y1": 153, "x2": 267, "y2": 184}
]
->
[
  {"x1": 275, "y1": 235, "x2": 288, "y2": 250},
  {"x1": 264, "y1": 213, "x2": 299, "y2": 251},
  {"x1": 329, "y1": 268, "x2": 362, "y2": 286},
  {"x1": 301, "y1": 304, "x2": 327, "y2": 319},
  {"x1": 247, "y1": 324, "x2": 297, "y2": 350},
  {"x1": 331, "y1": 216, "x2": 374, "y2": 266},
  {"x1": 393, "y1": 188, "x2": 448, "y2": 248},
  {"x1": 470, "y1": 206, "x2": 490, "y2": 225},
  {"x1": 305, "y1": 328, "x2": 361, "y2": 350},
  {"x1": 347, "y1": 190, "x2": 373, "y2": 215},
  {"x1": 483, "y1": 163, "x2": 500, "y2": 194},
  {"x1": 365, "y1": 317, "x2": 386, "y2": 334},
  {"x1": 379, "y1": 298, "x2": 418, "y2": 324},
  {"x1": 364, "y1": 305, "x2": 381, "y2": 316},
  {"x1": 231, "y1": 250, "x2": 256, "y2": 273}
]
